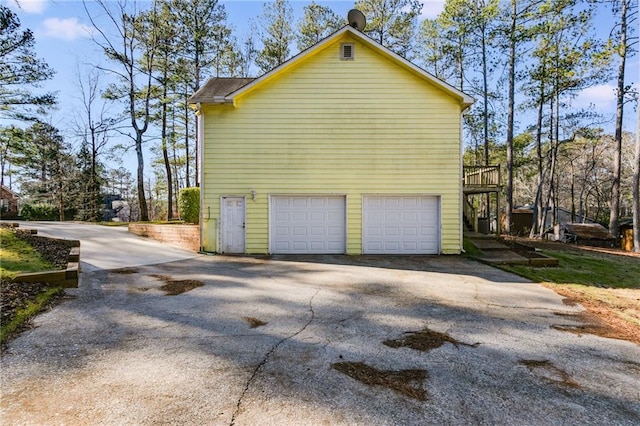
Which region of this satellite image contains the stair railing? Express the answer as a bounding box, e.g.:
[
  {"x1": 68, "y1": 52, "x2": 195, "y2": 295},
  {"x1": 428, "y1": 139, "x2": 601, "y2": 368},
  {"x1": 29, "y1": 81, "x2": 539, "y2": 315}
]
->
[{"x1": 463, "y1": 197, "x2": 478, "y2": 232}]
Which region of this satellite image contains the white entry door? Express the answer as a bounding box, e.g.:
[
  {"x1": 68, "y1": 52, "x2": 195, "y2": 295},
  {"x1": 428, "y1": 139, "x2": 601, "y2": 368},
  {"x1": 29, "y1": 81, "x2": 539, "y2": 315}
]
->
[{"x1": 221, "y1": 197, "x2": 245, "y2": 253}]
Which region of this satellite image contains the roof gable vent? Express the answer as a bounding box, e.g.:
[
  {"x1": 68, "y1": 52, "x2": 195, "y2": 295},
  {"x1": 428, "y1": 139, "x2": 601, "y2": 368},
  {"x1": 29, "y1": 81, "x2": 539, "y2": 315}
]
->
[{"x1": 340, "y1": 43, "x2": 354, "y2": 60}]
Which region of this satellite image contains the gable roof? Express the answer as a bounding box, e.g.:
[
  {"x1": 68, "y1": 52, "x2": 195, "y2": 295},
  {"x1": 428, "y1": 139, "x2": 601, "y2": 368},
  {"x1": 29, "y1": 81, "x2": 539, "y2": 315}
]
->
[
  {"x1": 189, "y1": 77, "x2": 255, "y2": 104},
  {"x1": 190, "y1": 26, "x2": 474, "y2": 109},
  {"x1": 1, "y1": 185, "x2": 19, "y2": 198}
]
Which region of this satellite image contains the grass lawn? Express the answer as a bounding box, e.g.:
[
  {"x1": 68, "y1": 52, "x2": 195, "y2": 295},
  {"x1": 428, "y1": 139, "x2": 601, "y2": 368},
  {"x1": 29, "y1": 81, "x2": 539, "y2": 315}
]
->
[
  {"x1": 501, "y1": 248, "x2": 640, "y2": 343},
  {"x1": 0, "y1": 228, "x2": 55, "y2": 279},
  {"x1": 0, "y1": 227, "x2": 63, "y2": 345},
  {"x1": 502, "y1": 250, "x2": 640, "y2": 289}
]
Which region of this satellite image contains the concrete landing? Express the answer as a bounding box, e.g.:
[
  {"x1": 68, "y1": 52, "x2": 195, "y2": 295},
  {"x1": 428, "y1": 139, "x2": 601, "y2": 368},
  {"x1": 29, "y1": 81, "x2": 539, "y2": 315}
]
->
[
  {"x1": 466, "y1": 233, "x2": 531, "y2": 265},
  {"x1": 471, "y1": 239, "x2": 511, "y2": 251},
  {"x1": 474, "y1": 250, "x2": 530, "y2": 265}
]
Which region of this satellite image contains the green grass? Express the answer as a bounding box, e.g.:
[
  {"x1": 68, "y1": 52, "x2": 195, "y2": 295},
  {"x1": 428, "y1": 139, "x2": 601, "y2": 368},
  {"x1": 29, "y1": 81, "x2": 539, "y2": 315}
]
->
[
  {"x1": 0, "y1": 286, "x2": 63, "y2": 344},
  {"x1": 97, "y1": 221, "x2": 130, "y2": 227},
  {"x1": 0, "y1": 228, "x2": 55, "y2": 279},
  {"x1": 501, "y1": 250, "x2": 640, "y2": 289},
  {"x1": 462, "y1": 237, "x2": 483, "y2": 256}
]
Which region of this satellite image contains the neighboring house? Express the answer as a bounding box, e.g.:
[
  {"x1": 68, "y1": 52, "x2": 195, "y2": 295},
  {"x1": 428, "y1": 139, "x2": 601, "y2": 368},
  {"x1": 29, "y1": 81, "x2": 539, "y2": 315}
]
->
[
  {"x1": 0, "y1": 185, "x2": 19, "y2": 218},
  {"x1": 189, "y1": 25, "x2": 473, "y2": 255}
]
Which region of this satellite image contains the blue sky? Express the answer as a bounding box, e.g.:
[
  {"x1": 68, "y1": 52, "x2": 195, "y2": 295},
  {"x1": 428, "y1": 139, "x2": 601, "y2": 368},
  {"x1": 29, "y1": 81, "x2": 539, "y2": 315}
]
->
[{"x1": 3, "y1": 0, "x2": 638, "y2": 176}]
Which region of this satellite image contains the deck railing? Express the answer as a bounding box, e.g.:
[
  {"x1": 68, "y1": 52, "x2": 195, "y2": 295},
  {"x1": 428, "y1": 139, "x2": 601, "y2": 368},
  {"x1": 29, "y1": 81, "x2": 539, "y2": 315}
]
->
[{"x1": 463, "y1": 165, "x2": 501, "y2": 188}]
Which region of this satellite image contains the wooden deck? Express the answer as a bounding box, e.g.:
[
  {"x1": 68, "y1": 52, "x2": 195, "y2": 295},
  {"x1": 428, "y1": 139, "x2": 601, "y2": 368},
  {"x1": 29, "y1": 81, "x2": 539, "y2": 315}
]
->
[{"x1": 463, "y1": 165, "x2": 501, "y2": 194}]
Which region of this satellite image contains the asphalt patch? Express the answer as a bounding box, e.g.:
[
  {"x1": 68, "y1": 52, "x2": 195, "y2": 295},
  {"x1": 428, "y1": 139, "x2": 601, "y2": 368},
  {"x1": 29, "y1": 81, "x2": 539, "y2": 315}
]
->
[
  {"x1": 561, "y1": 297, "x2": 578, "y2": 306},
  {"x1": 243, "y1": 317, "x2": 268, "y2": 328},
  {"x1": 519, "y1": 359, "x2": 580, "y2": 389},
  {"x1": 383, "y1": 328, "x2": 480, "y2": 352},
  {"x1": 550, "y1": 309, "x2": 622, "y2": 341},
  {"x1": 332, "y1": 361, "x2": 428, "y2": 401},
  {"x1": 110, "y1": 268, "x2": 139, "y2": 274},
  {"x1": 151, "y1": 274, "x2": 204, "y2": 296}
]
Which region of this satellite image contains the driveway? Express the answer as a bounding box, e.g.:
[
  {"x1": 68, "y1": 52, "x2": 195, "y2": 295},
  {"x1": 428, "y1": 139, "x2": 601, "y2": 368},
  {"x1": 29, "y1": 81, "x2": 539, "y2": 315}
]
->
[
  {"x1": 12, "y1": 221, "x2": 198, "y2": 271},
  {"x1": 1, "y1": 224, "x2": 639, "y2": 424}
]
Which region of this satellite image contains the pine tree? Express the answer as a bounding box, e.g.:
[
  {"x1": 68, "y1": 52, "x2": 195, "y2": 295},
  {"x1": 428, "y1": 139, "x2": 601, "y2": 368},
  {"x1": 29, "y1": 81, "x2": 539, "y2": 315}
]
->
[
  {"x1": 0, "y1": 5, "x2": 56, "y2": 120},
  {"x1": 608, "y1": 0, "x2": 638, "y2": 239},
  {"x1": 166, "y1": 0, "x2": 231, "y2": 186},
  {"x1": 14, "y1": 121, "x2": 76, "y2": 220},
  {"x1": 297, "y1": 2, "x2": 343, "y2": 51},
  {"x1": 354, "y1": 0, "x2": 422, "y2": 58},
  {"x1": 256, "y1": 0, "x2": 294, "y2": 73}
]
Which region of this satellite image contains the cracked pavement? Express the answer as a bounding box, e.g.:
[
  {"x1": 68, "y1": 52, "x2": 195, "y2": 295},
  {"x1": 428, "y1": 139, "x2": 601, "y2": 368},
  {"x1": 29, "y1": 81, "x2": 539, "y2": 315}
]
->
[{"x1": 1, "y1": 224, "x2": 639, "y2": 425}]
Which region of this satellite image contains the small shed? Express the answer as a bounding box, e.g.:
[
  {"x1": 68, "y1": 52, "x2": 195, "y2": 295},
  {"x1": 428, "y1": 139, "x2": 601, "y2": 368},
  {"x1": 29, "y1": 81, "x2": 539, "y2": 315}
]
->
[
  {"x1": 619, "y1": 219, "x2": 634, "y2": 251},
  {"x1": 501, "y1": 208, "x2": 534, "y2": 236}
]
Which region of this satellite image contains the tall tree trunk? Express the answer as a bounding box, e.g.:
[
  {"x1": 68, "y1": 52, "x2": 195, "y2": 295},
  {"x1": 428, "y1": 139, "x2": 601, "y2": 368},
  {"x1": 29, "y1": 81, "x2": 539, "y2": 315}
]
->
[
  {"x1": 90, "y1": 126, "x2": 99, "y2": 222},
  {"x1": 633, "y1": 104, "x2": 640, "y2": 252},
  {"x1": 570, "y1": 172, "x2": 576, "y2": 223},
  {"x1": 184, "y1": 84, "x2": 191, "y2": 188},
  {"x1": 481, "y1": 22, "x2": 491, "y2": 225},
  {"x1": 540, "y1": 93, "x2": 557, "y2": 238},
  {"x1": 162, "y1": 86, "x2": 173, "y2": 220},
  {"x1": 609, "y1": 0, "x2": 628, "y2": 239},
  {"x1": 135, "y1": 131, "x2": 149, "y2": 221},
  {"x1": 194, "y1": 51, "x2": 201, "y2": 187},
  {"x1": 505, "y1": 0, "x2": 517, "y2": 235},
  {"x1": 530, "y1": 80, "x2": 546, "y2": 238}
]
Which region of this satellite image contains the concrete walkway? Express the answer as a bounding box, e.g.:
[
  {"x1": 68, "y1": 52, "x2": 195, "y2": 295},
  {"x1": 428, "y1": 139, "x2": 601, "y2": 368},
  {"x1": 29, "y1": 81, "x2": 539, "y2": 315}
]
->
[{"x1": 2, "y1": 241, "x2": 639, "y2": 424}]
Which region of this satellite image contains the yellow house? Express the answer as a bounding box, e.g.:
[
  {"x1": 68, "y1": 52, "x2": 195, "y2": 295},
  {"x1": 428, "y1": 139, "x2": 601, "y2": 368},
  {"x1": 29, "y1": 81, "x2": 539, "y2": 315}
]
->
[{"x1": 189, "y1": 25, "x2": 473, "y2": 255}]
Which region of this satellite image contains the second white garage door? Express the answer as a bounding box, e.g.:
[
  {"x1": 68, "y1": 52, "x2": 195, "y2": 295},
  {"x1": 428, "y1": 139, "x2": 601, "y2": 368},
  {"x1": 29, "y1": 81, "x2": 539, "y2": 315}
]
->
[
  {"x1": 270, "y1": 196, "x2": 346, "y2": 254},
  {"x1": 363, "y1": 196, "x2": 440, "y2": 254}
]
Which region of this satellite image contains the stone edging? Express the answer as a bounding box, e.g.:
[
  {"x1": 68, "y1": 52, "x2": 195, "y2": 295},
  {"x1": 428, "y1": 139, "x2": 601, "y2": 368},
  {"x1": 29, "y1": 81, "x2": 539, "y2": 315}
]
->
[{"x1": 9, "y1": 227, "x2": 81, "y2": 289}]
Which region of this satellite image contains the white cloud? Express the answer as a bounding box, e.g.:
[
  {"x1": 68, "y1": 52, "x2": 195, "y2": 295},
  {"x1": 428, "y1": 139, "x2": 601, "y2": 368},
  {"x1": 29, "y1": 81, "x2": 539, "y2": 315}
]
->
[
  {"x1": 7, "y1": 0, "x2": 48, "y2": 14},
  {"x1": 41, "y1": 17, "x2": 93, "y2": 41},
  {"x1": 419, "y1": 0, "x2": 446, "y2": 19},
  {"x1": 572, "y1": 84, "x2": 617, "y2": 111}
]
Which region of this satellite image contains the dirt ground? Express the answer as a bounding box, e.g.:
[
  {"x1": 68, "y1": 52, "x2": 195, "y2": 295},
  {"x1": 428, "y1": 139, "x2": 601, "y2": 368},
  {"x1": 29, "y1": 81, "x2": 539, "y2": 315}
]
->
[{"x1": 508, "y1": 237, "x2": 640, "y2": 345}]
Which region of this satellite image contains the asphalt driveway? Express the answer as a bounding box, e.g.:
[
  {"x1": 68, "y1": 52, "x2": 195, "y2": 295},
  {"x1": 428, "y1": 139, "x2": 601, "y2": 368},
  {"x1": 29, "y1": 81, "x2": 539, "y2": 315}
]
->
[{"x1": 1, "y1": 224, "x2": 639, "y2": 424}]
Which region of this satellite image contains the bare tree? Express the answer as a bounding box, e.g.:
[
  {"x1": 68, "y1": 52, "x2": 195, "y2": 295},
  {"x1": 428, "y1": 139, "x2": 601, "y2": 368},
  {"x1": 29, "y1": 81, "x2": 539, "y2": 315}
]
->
[
  {"x1": 72, "y1": 65, "x2": 116, "y2": 221},
  {"x1": 84, "y1": 0, "x2": 161, "y2": 221}
]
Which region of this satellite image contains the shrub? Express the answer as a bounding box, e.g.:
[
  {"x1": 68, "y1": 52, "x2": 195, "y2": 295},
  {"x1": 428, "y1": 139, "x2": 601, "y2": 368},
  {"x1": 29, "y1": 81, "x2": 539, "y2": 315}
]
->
[
  {"x1": 178, "y1": 187, "x2": 200, "y2": 224},
  {"x1": 20, "y1": 203, "x2": 59, "y2": 221}
]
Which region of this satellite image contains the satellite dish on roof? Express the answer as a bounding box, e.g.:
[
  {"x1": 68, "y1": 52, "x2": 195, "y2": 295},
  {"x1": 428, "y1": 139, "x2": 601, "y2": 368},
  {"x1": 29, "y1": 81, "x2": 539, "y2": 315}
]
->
[{"x1": 347, "y1": 9, "x2": 366, "y2": 31}]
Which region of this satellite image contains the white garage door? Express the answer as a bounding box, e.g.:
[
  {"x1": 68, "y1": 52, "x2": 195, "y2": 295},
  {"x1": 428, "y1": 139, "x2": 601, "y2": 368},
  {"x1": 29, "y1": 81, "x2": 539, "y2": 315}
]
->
[
  {"x1": 363, "y1": 196, "x2": 439, "y2": 254},
  {"x1": 270, "y1": 196, "x2": 346, "y2": 254}
]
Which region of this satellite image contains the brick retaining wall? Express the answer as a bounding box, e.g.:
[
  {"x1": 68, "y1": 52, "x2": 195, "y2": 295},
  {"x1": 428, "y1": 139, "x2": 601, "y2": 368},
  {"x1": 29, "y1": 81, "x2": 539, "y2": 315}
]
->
[{"x1": 128, "y1": 223, "x2": 200, "y2": 252}]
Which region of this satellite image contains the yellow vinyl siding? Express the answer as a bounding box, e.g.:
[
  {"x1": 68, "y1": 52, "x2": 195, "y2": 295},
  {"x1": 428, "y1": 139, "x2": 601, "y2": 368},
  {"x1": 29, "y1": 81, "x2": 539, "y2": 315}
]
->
[{"x1": 202, "y1": 34, "x2": 463, "y2": 254}]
